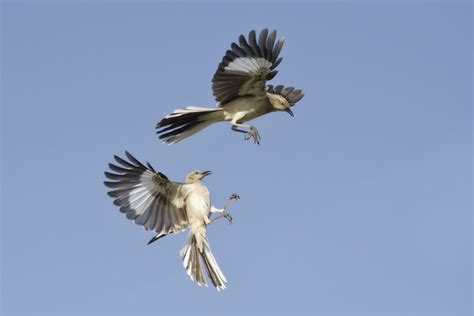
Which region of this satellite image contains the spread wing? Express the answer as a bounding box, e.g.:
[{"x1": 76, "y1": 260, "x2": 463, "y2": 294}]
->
[
  {"x1": 266, "y1": 85, "x2": 305, "y2": 106},
  {"x1": 212, "y1": 28, "x2": 284, "y2": 105},
  {"x1": 104, "y1": 151, "x2": 188, "y2": 236}
]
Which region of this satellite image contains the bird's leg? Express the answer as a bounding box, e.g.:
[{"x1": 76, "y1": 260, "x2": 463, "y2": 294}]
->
[
  {"x1": 230, "y1": 125, "x2": 247, "y2": 134},
  {"x1": 210, "y1": 194, "x2": 240, "y2": 225},
  {"x1": 210, "y1": 208, "x2": 232, "y2": 224},
  {"x1": 231, "y1": 122, "x2": 261, "y2": 145}
]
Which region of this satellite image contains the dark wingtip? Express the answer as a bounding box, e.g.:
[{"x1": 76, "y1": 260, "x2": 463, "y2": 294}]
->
[
  {"x1": 104, "y1": 171, "x2": 116, "y2": 179},
  {"x1": 146, "y1": 162, "x2": 156, "y2": 172},
  {"x1": 147, "y1": 233, "x2": 167, "y2": 245},
  {"x1": 124, "y1": 150, "x2": 135, "y2": 162},
  {"x1": 156, "y1": 121, "x2": 163, "y2": 129},
  {"x1": 267, "y1": 70, "x2": 278, "y2": 81}
]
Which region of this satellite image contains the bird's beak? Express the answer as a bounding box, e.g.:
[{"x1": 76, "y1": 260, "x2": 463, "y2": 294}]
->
[
  {"x1": 201, "y1": 170, "x2": 212, "y2": 178},
  {"x1": 285, "y1": 108, "x2": 294, "y2": 117}
]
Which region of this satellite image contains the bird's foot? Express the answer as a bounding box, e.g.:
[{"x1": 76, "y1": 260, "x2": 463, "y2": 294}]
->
[
  {"x1": 223, "y1": 193, "x2": 240, "y2": 210},
  {"x1": 212, "y1": 193, "x2": 239, "y2": 225},
  {"x1": 229, "y1": 193, "x2": 240, "y2": 201},
  {"x1": 210, "y1": 212, "x2": 233, "y2": 225},
  {"x1": 244, "y1": 126, "x2": 261, "y2": 145},
  {"x1": 223, "y1": 212, "x2": 233, "y2": 224}
]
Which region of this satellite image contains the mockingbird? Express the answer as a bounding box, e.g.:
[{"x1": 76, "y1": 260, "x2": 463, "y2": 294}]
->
[
  {"x1": 156, "y1": 28, "x2": 304, "y2": 145},
  {"x1": 104, "y1": 151, "x2": 239, "y2": 290}
]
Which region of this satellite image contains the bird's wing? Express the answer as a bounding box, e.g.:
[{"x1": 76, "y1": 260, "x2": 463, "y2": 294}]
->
[
  {"x1": 104, "y1": 151, "x2": 189, "y2": 236},
  {"x1": 212, "y1": 28, "x2": 284, "y2": 105},
  {"x1": 266, "y1": 85, "x2": 305, "y2": 106}
]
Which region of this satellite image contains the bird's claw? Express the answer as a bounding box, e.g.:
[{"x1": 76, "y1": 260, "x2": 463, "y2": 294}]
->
[
  {"x1": 217, "y1": 194, "x2": 239, "y2": 224},
  {"x1": 244, "y1": 126, "x2": 261, "y2": 145},
  {"x1": 223, "y1": 212, "x2": 233, "y2": 224}
]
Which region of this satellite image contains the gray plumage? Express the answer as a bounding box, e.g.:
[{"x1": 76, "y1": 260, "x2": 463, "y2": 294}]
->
[
  {"x1": 104, "y1": 151, "x2": 238, "y2": 290},
  {"x1": 156, "y1": 28, "x2": 304, "y2": 145}
]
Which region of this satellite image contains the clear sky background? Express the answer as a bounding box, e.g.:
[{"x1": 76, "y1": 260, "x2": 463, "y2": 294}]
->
[{"x1": 1, "y1": 1, "x2": 472, "y2": 315}]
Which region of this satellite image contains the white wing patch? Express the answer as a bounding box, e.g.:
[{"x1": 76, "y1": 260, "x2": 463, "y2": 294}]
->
[{"x1": 224, "y1": 57, "x2": 272, "y2": 73}]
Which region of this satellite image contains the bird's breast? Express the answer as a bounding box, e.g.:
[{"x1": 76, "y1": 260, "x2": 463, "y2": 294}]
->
[{"x1": 185, "y1": 184, "x2": 211, "y2": 224}]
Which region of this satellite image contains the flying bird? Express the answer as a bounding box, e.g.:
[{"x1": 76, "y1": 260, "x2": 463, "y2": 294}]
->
[
  {"x1": 104, "y1": 151, "x2": 239, "y2": 290},
  {"x1": 156, "y1": 28, "x2": 304, "y2": 145}
]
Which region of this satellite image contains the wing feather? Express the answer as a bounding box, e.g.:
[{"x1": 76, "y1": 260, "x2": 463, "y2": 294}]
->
[
  {"x1": 238, "y1": 35, "x2": 255, "y2": 57},
  {"x1": 258, "y1": 28, "x2": 268, "y2": 58},
  {"x1": 212, "y1": 29, "x2": 285, "y2": 105},
  {"x1": 104, "y1": 152, "x2": 189, "y2": 237},
  {"x1": 248, "y1": 30, "x2": 260, "y2": 56}
]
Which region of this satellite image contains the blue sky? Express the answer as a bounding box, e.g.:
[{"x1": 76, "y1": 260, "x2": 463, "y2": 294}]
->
[{"x1": 1, "y1": 1, "x2": 472, "y2": 315}]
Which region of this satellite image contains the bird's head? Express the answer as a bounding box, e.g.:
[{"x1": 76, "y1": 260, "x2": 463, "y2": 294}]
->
[
  {"x1": 185, "y1": 170, "x2": 212, "y2": 183},
  {"x1": 266, "y1": 86, "x2": 304, "y2": 118},
  {"x1": 267, "y1": 92, "x2": 294, "y2": 117}
]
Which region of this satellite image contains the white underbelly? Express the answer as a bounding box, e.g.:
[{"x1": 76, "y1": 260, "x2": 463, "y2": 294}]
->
[{"x1": 186, "y1": 193, "x2": 211, "y2": 225}]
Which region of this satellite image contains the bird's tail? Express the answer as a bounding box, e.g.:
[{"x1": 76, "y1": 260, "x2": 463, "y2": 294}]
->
[
  {"x1": 156, "y1": 106, "x2": 225, "y2": 144},
  {"x1": 180, "y1": 232, "x2": 227, "y2": 291}
]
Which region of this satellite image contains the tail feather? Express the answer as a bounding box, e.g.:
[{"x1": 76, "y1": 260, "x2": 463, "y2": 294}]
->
[
  {"x1": 180, "y1": 233, "x2": 227, "y2": 291},
  {"x1": 156, "y1": 107, "x2": 224, "y2": 144}
]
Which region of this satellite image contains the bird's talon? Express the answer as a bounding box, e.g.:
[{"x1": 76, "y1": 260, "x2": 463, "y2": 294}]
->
[
  {"x1": 246, "y1": 127, "x2": 261, "y2": 145},
  {"x1": 229, "y1": 193, "x2": 240, "y2": 200},
  {"x1": 224, "y1": 213, "x2": 233, "y2": 224}
]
